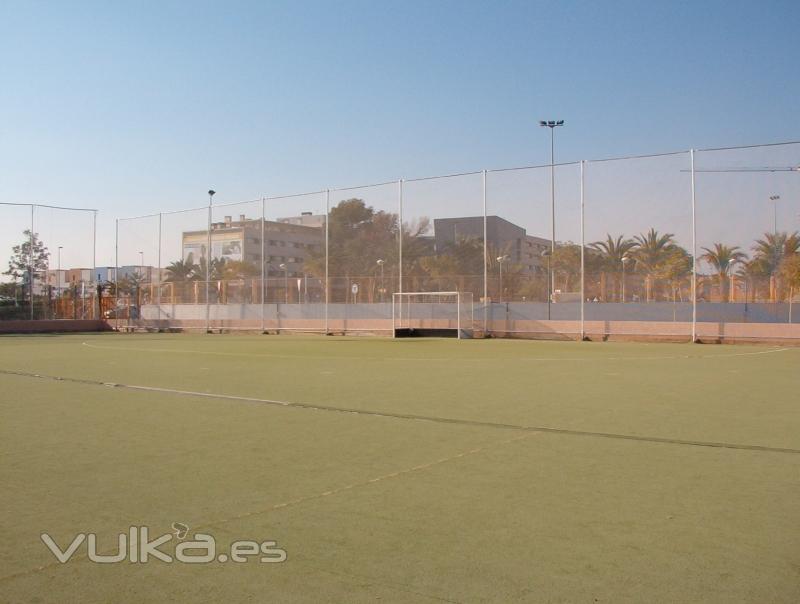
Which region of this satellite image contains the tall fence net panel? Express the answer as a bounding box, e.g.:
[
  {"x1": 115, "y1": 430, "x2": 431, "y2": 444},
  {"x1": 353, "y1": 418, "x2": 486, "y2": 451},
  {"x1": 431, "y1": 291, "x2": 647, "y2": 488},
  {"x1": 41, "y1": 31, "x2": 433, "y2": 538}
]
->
[
  {"x1": 327, "y1": 182, "x2": 398, "y2": 333},
  {"x1": 695, "y1": 143, "x2": 800, "y2": 339},
  {"x1": 485, "y1": 163, "x2": 582, "y2": 338},
  {"x1": 157, "y1": 206, "x2": 210, "y2": 330},
  {"x1": 263, "y1": 192, "x2": 326, "y2": 332},
  {"x1": 116, "y1": 213, "x2": 159, "y2": 329},
  {"x1": 401, "y1": 172, "x2": 483, "y2": 333},
  {"x1": 583, "y1": 152, "x2": 693, "y2": 339},
  {"x1": 206, "y1": 199, "x2": 264, "y2": 330},
  {"x1": 1, "y1": 204, "x2": 96, "y2": 321}
]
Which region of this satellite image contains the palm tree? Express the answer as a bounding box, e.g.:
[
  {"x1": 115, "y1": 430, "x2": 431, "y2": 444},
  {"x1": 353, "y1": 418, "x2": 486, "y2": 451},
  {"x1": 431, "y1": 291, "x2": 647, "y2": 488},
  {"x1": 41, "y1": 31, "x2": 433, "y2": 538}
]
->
[
  {"x1": 657, "y1": 246, "x2": 692, "y2": 302},
  {"x1": 590, "y1": 235, "x2": 636, "y2": 301},
  {"x1": 632, "y1": 229, "x2": 676, "y2": 302},
  {"x1": 751, "y1": 232, "x2": 800, "y2": 274},
  {"x1": 194, "y1": 256, "x2": 227, "y2": 282},
  {"x1": 751, "y1": 231, "x2": 800, "y2": 301},
  {"x1": 164, "y1": 255, "x2": 199, "y2": 282},
  {"x1": 700, "y1": 243, "x2": 747, "y2": 302}
]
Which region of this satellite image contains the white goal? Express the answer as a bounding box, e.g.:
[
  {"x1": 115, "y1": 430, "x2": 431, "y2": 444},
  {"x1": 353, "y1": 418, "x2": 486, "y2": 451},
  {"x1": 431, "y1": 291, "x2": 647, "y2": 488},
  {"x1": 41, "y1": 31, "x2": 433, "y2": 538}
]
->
[{"x1": 392, "y1": 292, "x2": 473, "y2": 339}]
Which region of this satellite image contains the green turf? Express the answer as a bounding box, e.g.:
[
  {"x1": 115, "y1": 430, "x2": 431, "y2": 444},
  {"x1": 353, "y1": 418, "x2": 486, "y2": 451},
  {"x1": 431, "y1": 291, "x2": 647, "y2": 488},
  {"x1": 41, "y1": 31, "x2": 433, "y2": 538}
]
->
[{"x1": 1, "y1": 334, "x2": 798, "y2": 603}]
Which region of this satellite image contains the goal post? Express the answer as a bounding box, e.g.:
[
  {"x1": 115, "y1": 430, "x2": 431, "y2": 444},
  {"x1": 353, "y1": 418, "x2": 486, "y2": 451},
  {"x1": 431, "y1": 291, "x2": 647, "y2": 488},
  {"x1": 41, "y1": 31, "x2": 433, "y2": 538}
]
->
[{"x1": 392, "y1": 291, "x2": 473, "y2": 339}]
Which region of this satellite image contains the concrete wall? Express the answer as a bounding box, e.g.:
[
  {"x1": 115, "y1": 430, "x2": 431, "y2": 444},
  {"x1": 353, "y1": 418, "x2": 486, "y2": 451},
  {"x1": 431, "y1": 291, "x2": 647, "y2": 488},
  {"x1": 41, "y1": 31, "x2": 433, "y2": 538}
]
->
[
  {"x1": 0, "y1": 320, "x2": 112, "y2": 334},
  {"x1": 132, "y1": 301, "x2": 800, "y2": 342}
]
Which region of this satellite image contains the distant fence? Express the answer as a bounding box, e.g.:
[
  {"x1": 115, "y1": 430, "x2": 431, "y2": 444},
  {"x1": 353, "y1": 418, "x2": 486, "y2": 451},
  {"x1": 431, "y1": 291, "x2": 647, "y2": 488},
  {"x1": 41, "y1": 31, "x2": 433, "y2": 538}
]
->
[{"x1": 3, "y1": 141, "x2": 799, "y2": 341}]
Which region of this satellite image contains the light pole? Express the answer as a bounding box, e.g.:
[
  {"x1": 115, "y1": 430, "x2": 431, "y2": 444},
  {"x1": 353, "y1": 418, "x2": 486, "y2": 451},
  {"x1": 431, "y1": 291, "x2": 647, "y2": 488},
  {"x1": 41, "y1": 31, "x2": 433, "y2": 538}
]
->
[
  {"x1": 541, "y1": 249, "x2": 552, "y2": 320},
  {"x1": 539, "y1": 119, "x2": 564, "y2": 303},
  {"x1": 727, "y1": 257, "x2": 741, "y2": 303},
  {"x1": 496, "y1": 255, "x2": 509, "y2": 302},
  {"x1": 57, "y1": 246, "x2": 63, "y2": 297},
  {"x1": 376, "y1": 259, "x2": 385, "y2": 302},
  {"x1": 621, "y1": 254, "x2": 632, "y2": 303},
  {"x1": 279, "y1": 263, "x2": 288, "y2": 304},
  {"x1": 139, "y1": 251, "x2": 144, "y2": 278},
  {"x1": 206, "y1": 190, "x2": 215, "y2": 333},
  {"x1": 769, "y1": 195, "x2": 780, "y2": 234}
]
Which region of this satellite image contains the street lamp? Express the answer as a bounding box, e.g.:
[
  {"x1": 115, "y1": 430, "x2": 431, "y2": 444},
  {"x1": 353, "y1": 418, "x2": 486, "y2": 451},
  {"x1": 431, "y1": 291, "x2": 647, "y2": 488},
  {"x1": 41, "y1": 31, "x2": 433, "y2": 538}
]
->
[
  {"x1": 769, "y1": 195, "x2": 780, "y2": 234},
  {"x1": 57, "y1": 246, "x2": 63, "y2": 297},
  {"x1": 139, "y1": 251, "x2": 144, "y2": 278},
  {"x1": 279, "y1": 263, "x2": 288, "y2": 304},
  {"x1": 539, "y1": 119, "x2": 564, "y2": 303},
  {"x1": 727, "y1": 257, "x2": 742, "y2": 303},
  {"x1": 541, "y1": 249, "x2": 552, "y2": 320},
  {"x1": 376, "y1": 259, "x2": 385, "y2": 302},
  {"x1": 496, "y1": 255, "x2": 509, "y2": 302},
  {"x1": 621, "y1": 254, "x2": 632, "y2": 303},
  {"x1": 206, "y1": 189, "x2": 215, "y2": 333}
]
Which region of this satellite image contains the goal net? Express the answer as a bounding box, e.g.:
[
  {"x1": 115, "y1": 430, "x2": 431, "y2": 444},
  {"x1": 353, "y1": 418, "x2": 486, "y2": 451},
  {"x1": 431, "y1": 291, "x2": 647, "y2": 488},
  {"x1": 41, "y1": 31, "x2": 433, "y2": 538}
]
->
[{"x1": 392, "y1": 292, "x2": 473, "y2": 338}]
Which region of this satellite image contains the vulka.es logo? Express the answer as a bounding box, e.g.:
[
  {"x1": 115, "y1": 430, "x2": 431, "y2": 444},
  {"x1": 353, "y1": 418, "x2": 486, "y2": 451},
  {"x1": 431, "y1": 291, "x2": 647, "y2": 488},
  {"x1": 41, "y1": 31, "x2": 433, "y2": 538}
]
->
[{"x1": 41, "y1": 524, "x2": 287, "y2": 564}]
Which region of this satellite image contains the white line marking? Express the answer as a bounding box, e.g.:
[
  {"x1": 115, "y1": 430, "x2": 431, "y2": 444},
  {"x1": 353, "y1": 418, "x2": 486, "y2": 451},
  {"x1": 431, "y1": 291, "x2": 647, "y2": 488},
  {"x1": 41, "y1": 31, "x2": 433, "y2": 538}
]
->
[{"x1": 201, "y1": 432, "x2": 535, "y2": 531}]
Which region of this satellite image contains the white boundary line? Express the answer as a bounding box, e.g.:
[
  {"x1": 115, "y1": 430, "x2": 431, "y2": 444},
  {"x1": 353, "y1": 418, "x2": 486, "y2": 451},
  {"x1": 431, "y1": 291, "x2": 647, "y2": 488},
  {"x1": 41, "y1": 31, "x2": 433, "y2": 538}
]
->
[{"x1": 4, "y1": 367, "x2": 799, "y2": 455}]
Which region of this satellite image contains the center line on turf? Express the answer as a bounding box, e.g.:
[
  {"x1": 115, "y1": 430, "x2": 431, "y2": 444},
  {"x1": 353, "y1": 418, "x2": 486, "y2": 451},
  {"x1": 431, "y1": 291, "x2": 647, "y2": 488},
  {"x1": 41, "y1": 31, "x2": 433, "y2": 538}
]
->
[
  {"x1": 200, "y1": 432, "x2": 535, "y2": 530},
  {"x1": 2, "y1": 368, "x2": 799, "y2": 455}
]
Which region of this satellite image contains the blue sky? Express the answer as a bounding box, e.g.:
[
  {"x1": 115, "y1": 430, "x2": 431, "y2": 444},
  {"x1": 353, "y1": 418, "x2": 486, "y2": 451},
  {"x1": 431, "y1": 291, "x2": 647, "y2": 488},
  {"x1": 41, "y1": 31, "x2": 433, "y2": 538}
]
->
[{"x1": 1, "y1": 0, "x2": 798, "y2": 266}]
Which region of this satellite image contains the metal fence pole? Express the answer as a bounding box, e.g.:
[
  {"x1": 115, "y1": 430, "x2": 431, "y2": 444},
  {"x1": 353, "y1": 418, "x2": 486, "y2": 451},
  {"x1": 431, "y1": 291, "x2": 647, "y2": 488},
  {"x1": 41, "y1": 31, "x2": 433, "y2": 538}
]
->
[
  {"x1": 157, "y1": 212, "x2": 162, "y2": 325},
  {"x1": 114, "y1": 218, "x2": 119, "y2": 331},
  {"x1": 206, "y1": 197, "x2": 212, "y2": 333},
  {"x1": 580, "y1": 160, "x2": 585, "y2": 341},
  {"x1": 398, "y1": 179, "x2": 403, "y2": 295},
  {"x1": 92, "y1": 210, "x2": 97, "y2": 318},
  {"x1": 261, "y1": 196, "x2": 266, "y2": 333},
  {"x1": 690, "y1": 149, "x2": 697, "y2": 343},
  {"x1": 324, "y1": 189, "x2": 330, "y2": 334},
  {"x1": 482, "y1": 170, "x2": 488, "y2": 335},
  {"x1": 398, "y1": 179, "x2": 403, "y2": 329},
  {"x1": 30, "y1": 205, "x2": 34, "y2": 320}
]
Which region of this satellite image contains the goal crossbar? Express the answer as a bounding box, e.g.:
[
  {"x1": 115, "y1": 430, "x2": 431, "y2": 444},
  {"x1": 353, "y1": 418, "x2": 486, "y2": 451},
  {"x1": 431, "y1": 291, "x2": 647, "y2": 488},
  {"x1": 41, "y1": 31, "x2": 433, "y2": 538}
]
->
[{"x1": 392, "y1": 291, "x2": 473, "y2": 339}]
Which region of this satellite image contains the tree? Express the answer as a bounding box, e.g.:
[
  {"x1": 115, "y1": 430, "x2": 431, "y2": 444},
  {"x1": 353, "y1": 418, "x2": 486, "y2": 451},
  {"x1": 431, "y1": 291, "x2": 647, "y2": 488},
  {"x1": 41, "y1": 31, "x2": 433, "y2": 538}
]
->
[
  {"x1": 4, "y1": 230, "x2": 50, "y2": 295},
  {"x1": 700, "y1": 243, "x2": 747, "y2": 302},
  {"x1": 194, "y1": 256, "x2": 228, "y2": 281},
  {"x1": 780, "y1": 253, "x2": 800, "y2": 293},
  {"x1": 751, "y1": 232, "x2": 800, "y2": 274},
  {"x1": 551, "y1": 243, "x2": 582, "y2": 293},
  {"x1": 751, "y1": 231, "x2": 800, "y2": 301},
  {"x1": 221, "y1": 260, "x2": 259, "y2": 280},
  {"x1": 420, "y1": 235, "x2": 486, "y2": 292},
  {"x1": 632, "y1": 229, "x2": 677, "y2": 301},
  {"x1": 306, "y1": 198, "x2": 413, "y2": 300},
  {"x1": 165, "y1": 255, "x2": 200, "y2": 282},
  {"x1": 656, "y1": 246, "x2": 692, "y2": 302},
  {"x1": 590, "y1": 235, "x2": 637, "y2": 301}
]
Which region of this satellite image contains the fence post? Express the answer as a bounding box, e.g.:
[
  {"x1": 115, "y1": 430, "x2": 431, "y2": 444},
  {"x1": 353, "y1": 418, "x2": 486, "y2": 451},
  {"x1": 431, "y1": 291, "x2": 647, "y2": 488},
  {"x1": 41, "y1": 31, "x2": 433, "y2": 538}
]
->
[
  {"x1": 92, "y1": 210, "x2": 98, "y2": 319},
  {"x1": 30, "y1": 205, "x2": 34, "y2": 320},
  {"x1": 398, "y1": 179, "x2": 403, "y2": 295},
  {"x1": 206, "y1": 195, "x2": 212, "y2": 333},
  {"x1": 690, "y1": 149, "x2": 697, "y2": 343},
  {"x1": 482, "y1": 170, "x2": 488, "y2": 335},
  {"x1": 114, "y1": 218, "x2": 119, "y2": 331},
  {"x1": 580, "y1": 161, "x2": 585, "y2": 341},
  {"x1": 325, "y1": 189, "x2": 330, "y2": 334},
  {"x1": 157, "y1": 212, "x2": 162, "y2": 325},
  {"x1": 261, "y1": 196, "x2": 266, "y2": 333}
]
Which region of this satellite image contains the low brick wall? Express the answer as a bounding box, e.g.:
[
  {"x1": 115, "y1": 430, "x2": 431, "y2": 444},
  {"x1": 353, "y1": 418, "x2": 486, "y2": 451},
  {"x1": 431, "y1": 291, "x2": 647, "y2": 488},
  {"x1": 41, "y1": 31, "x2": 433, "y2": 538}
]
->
[{"x1": 0, "y1": 320, "x2": 112, "y2": 334}]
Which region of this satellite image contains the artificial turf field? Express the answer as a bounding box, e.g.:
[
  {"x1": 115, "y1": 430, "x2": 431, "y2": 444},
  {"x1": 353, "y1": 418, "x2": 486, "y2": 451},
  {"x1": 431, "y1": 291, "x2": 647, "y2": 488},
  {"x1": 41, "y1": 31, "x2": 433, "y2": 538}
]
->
[{"x1": 0, "y1": 333, "x2": 798, "y2": 603}]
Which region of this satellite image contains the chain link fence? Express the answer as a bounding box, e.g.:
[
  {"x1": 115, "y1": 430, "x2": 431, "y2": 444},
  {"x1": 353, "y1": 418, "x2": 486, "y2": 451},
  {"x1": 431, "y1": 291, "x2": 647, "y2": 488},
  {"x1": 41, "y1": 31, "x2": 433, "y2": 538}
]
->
[
  {"x1": 4, "y1": 141, "x2": 799, "y2": 340},
  {"x1": 0, "y1": 203, "x2": 99, "y2": 322}
]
